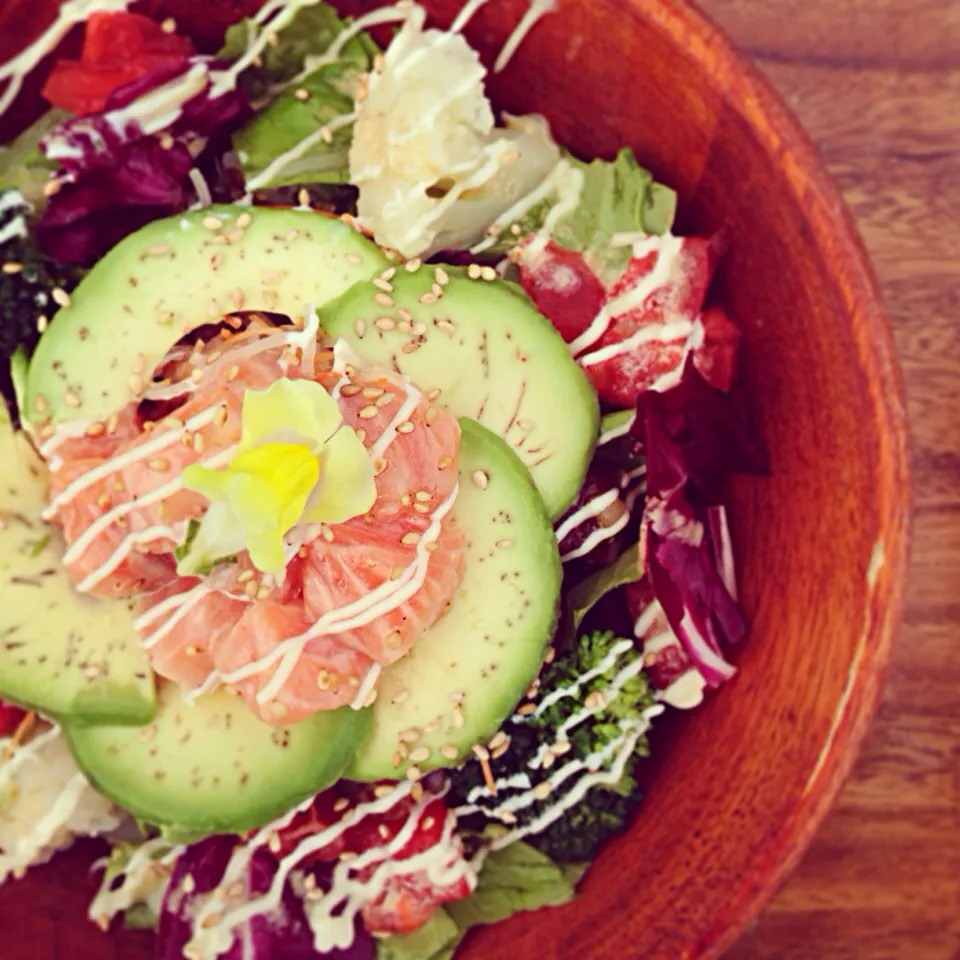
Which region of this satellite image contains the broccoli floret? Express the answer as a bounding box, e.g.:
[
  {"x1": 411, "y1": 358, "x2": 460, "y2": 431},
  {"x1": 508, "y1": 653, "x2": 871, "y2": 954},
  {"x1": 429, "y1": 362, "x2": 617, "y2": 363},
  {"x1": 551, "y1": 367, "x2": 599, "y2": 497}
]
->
[
  {"x1": 0, "y1": 189, "x2": 83, "y2": 422},
  {"x1": 448, "y1": 631, "x2": 657, "y2": 864}
]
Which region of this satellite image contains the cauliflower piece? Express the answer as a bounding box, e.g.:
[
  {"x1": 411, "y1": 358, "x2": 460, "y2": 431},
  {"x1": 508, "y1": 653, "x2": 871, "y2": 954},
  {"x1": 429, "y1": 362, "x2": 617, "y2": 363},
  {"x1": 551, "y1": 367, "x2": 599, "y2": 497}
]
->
[
  {"x1": 349, "y1": 6, "x2": 560, "y2": 258},
  {"x1": 0, "y1": 726, "x2": 120, "y2": 882}
]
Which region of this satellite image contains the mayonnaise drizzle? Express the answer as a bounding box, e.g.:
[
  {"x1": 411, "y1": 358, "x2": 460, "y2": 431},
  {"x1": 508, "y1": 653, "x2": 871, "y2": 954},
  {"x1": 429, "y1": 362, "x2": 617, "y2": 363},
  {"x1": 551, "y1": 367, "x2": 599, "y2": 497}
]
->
[
  {"x1": 493, "y1": 0, "x2": 557, "y2": 73},
  {"x1": 0, "y1": 0, "x2": 131, "y2": 118},
  {"x1": 578, "y1": 318, "x2": 694, "y2": 369},
  {"x1": 42, "y1": 406, "x2": 221, "y2": 520},
  {"x1": 560, "y1": 509, "x2": 630, "y2": 563},
  {"x1": 566, "y1": 232, "x2": 684, "y2": 357},
  {"x1": 369, "y1": 379, "x2": 422, "y2": 462},
  {"x1": 60, "y1": 444, "x2": 236, "y2": 569},
  {"x1": 139, "y1": 584, "x2": 213, "y2": 651},
  {"x1": 76, "y1": 523, "x2": 184, "y2": 593},
  {"x1": 533, "y1": 637, "x2": 634, "y2": 717},
  {"x1": 349, "y1": 664, "x2": 381, "y2": 710},
  {"x1": 554, "y1": 488, "x2": 619, "y2": 544}
]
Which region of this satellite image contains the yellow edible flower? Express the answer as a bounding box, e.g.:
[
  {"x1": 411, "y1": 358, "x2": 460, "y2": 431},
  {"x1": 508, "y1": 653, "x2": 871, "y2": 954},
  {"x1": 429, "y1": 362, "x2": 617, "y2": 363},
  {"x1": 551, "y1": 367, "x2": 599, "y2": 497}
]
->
[{"x1": 178, "y1": 379, "x2": 376, "y2": 575}]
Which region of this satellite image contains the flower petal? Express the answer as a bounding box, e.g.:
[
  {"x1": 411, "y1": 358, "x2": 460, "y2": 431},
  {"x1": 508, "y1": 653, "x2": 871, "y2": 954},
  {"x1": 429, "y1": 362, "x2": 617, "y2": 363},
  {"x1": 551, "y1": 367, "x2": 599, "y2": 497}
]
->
[
  {"x1": 240, "y1": 379, "x2": 344, "y2": 452},
  {"x1": 303, "y1": 425, "x2": 377, "y2": 525},
  {"x1": 176, "y1": 501, "x2": 246, "y2": 577}
]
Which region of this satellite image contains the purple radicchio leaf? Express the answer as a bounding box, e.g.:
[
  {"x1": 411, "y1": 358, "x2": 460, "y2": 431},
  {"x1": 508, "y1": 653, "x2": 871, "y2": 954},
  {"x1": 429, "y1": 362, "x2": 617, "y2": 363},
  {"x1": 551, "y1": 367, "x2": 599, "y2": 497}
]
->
[
  {"x1": 157, "y1": 835, "x2": 375, "y2": 960},
  {"x1": 630, "y1": 359, "x2": 767, "y2": 686},
  {"x1": 37, "y1": 57, "x2": 249, "y2": 267}
]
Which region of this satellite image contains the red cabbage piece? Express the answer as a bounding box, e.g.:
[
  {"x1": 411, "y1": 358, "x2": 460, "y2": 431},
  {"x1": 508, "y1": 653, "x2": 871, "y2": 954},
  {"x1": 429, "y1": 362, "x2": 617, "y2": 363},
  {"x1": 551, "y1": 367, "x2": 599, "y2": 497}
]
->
[
  {"x1": 158, "y1": 835, "x2": 375, "y2": 960},
  {"x1": 632, "y1": 359, "x2": 767, "y2": 685},
  {"x1": 37, "y1": 58, "x2": 249, "y2": 266}
]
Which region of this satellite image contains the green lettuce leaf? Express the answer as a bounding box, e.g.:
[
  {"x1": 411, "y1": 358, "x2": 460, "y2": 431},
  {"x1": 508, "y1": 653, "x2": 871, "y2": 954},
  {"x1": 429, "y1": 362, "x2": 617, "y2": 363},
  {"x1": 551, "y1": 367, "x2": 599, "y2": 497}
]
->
[
  {"x1": 507, "y1": 148, "x2": 677, "y2": 281},
  {"x1": 218, "y1": 1, "x2": 378, "y2": 99},
  {"x1": 0, "y1": 109, "x2": 68, "y2": 210},
  {"x1": 376, "y1": 839, "x2": 578, "y2": 960},
  {"x1": 233, "y1": 64, "x2": 356, "y2": 187},
  {"x1": 557, "y1": 543, "x2": 643, "y2": 649},
  {"x1": 376, "y1": 909, "x2": 462, "y2": 960}
]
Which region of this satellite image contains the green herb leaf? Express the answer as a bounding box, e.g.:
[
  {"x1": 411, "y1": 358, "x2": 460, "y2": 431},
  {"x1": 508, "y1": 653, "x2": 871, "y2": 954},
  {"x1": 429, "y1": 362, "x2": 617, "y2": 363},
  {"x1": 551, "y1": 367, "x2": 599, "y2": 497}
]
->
[
  {"x1": 218, "y1": 2, "x2": 378, "y2": 99},
  {"x1": 123, "y1": 902, "x2": 158, "y2": 930},
  {"x1": 556, "y1": 543, "x2": 643, "y2": 649},
  {"x1": 173, "y1": 519, "x2": 200, "y2": 564},
  {"x1": 376, "y1": 908, "x2": 463, "y2": 960},
  {"x1": 560, "y1": 862, "x2": 590, "y2": 887},
  {"x1": 234, "y1": 65, "x2": 356, "y2": 188},
  {"x1": 0, "y1": 109, "x2": 67, "y2": 211},
  {"x1": 28, "y1": 532, "x2": 51, "y2": 558}
]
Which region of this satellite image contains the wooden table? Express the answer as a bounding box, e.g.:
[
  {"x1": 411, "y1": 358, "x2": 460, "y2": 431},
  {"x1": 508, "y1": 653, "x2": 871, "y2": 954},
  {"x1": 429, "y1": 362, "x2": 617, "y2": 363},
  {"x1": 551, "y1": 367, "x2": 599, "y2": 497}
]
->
[{"x1": 695, "y1": 1, "x2": 960, "y2": 957}]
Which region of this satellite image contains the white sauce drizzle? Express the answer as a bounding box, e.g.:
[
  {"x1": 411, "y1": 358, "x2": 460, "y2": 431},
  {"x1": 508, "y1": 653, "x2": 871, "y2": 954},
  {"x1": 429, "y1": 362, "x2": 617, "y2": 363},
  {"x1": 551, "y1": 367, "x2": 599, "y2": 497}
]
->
[
  {"x1": 0, "y1": 190, "x2": 29, "y2": 247},
  {"x1": 369, "y1": 379, "x2": 422, "y2": 462},
  {"x1": 0, "y1": 0, "x2": 131, "y2": 118},
  {"x1": 493, "y1": 0, "x2": 557, "y2": 73},
  {"x1": 242, "y1": 112, "x2": 357, "y2": 196},
  {"x1": 76, "y1": 522, "x2": 184, "y2": 593},
  {"x1": 578, "y1": 318, "x2": 693, "y2": 369},
  {"x1": 134, "y1": 581, "x2": 210, "y2": 632},
  {"x1": 524, "y1": 161, "x2": 584, "y2": 260},
  {"x1": 466, "y1": 772, "x2": 532, "y2": 804},
  {"x1": 60, "y1": 444, "x2": 236, "y2": 569},
  {"x1": 450, "y1": 0, "x2": 492, "y2": 33},
  {"x1": 560, "y1": 508, "x2": 630, "y2": 563},
  {"x1": 567, "y1": 232, "x2": 684, "y2": 357},
  {"x1": 554, "y1": 488, "x2": 619, "y2": 544},
  {"x1": 533, "y1": 638, "x2": 634, "y2": 716},
  {"x1": 188, "y1": 167, "x2": 213, "y2": 209},
  {"x1": 42, "y1": 406, "x2": 221, "y2": 520},
  {"x1": 349, "y1": 664, "x2": 381, "y2": 710},
  {"x1": 597, "y1": 413, "x2": 635, "y2": 446}
]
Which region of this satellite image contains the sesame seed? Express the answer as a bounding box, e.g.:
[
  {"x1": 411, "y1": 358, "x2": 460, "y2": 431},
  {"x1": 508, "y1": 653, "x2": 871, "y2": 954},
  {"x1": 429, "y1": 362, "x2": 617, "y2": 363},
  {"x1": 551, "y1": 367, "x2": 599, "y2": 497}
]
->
[
  {"x1": 438, "y1": 456, "x2": 452, "y2": 470},
  {"x1": 43, "y1": 179, "x2": 62, "y2": 197},
  {"x1": 182, "y1": 874, "x2": 196, "y2": 894},
  {"x1": 36, "y1": 315, "x2": 47, "y2": 333},
  {"x1": 489, "y1": 731, "x2": 509, "y2": 752},
  {"x1": 227, "y1": 365, "x2": 240, "y2": 381},
  {"x1": 147, "y1": 244, "x2": 172, "y2": 257},
  {"x1": 496, "y1": 538, "x2": 514, "y2": 549},
  {"x1": 544, "y1": 646, "x2": 556, "y2": 664},
  {"x1": 354, "y1": 318, "x2": 366, "y2": 337},
  {"x1": 202, "y1": 215, "x2": 223, "y2": 231},
  {"x1": 321, "y1": 524, "x2": 334, "y2": 542},
  {"x1": 374, "y1": 784, "x2": 394, "y2": 798},
  {"x1": 316, "y1": 670, "x2": 333, "y2": 690},
  {"x1": 358, "y1": 404, "x2": 379, "y2": 420},
  {"x1": 542, "y1": 751, "x2": 556, "y2": 770},
  {"x1": 419, "y1": 292, "x2": 437, "y2": 304},
  {"x1": 398, "y1": 320, "x2": 413, "y2": 333},
  {"x1": 392, "y1": 689, "x2": 410, "y2": 704},
  {"x1": 355, "y1": 427, "x2": 366, "y2": 442},
  {"x1": 148, "y1": 458, "x2": 170, "y2": 472},
  {"x1": 425, "y1": 406, "x2": 438, "y2": 426},
  {"x1": 227, "y1": 228, "x2": 244, "y2": 244},
  {"x1": 467, "y1": 263, "x2": 483, "y2": 279},
  {"x1": 585, "y1": 690, "x2": 608, "y2": 710},
  {"x1": 533, "y1": 782, "x2": 553, "y2": 801},
  {"x1": 414, "y1": 490, "x2": 432, "y2": 503},
  {"x1": 373, "y1": 457, "x2": 387, "y2": 475},
  {"x1": 64, "y1": 390, "x2": 81, "y2": 408},
  {"x1": 385, "y1": 630, "x2": 403, "y2": 649},
  {"x1": 406, "y1": 765, "x2": 422, "y2": 781},
  {"x1": 437, "y1": 319, "x2": 456, "y2": 334},
  {"x1": 400, "y1": 531, "x2": 420, "y2": 546},
  {"x1": 413, "y1": 322, "x2": 427, "y2": 336},
  {"x1": 397, "y1": 421, "x2": 415, "y2": 434},
  {"x1": 440, "y1": 744, "x2": 459, "y2": 760},
  {"x1": 425, "y1": 541, "x2": 441, "y2": 553},
  {"x1": 161, "y1": 16, "x2": 177, "y2": 32},
  {"x1": 341, "y1": 383, "x2": 362, "y2": 396},
  {"x1": 2, "y1": 261, "x2": 22, "y2": 274},
  {"x1": 320, "y1": 126, "x2": 334, "y2": 144},
  {"x1": 375, "y1": 316, "x2": 395, "y2": 331},
  {"x1": 398, "y1": 309, "x2": 415, "y2": 325},
  {"x1": 244, "y1": 580, "x2": 259, "y2": 599},
  {"x1": 471, "y1": 470, "x2": 489, "y2": 490},
  {"x1": 480, "y1": 266, "x2": 498, "y2": 281},
  {"x1": 401, "y1": 341, "x2": 420, "y2": 354},
  {"x1": 404, "y1": 258, "x2": 421, "y2": 273},
  {"x1": 452, "y1": 706, "x2": 465, "y2": 729},
  {"x1": 334, "y1": 797, "x2": 350, "y2": 812},
  {"x1": 294, "y1": 88, "x2": 310, "y2": 101},
  {"x1": 298, "y1": 188, "x2": 311, "y2": 207},
  {"x1": 52, "y1": 287, "x2": 71, "y2": 308},
  {"x1": 107, "y1": 414, "x2": 119, "y2": 434},
  {"x1": 410, "y1": 746, "x2": 430, "y2": 763},
  {"x1": 236, "y1": 212, "x2": 252, "y2": 229},
  {"x1": 374, "y1": 279, "x2": 394, "y2": 298},
  {"x1": 215, "y1": 406, "x2": 229, "y2": 426},
  {"x1": 237, "y1": 570, "x2": 254, "y2": 583},
  {"x1": 398, "y1": 728, "x2": 422, "y2": 744},
  {"x1": 346, "y1": 253, "x2": 363, "y2": 265},
  {"x1": 190, "y1": 368, "x2": 204, "y2": 383},
  {"x1": 156, "y1": 310, "x2": 174, "y2": 325},
  {"x1": 374, "y1": 292, "x2": 395, "y2": 307},
  {"x1": 363, "y1": 385, "x2": 385, "y2": 400},
  {"x1": 256, "y1": 584, "x2": 271, "y2": 600},
  {"x1": 193, "y1": 434, "x2": 206, "y2": 454},
  {"x1": 551, "y1": 740, "x2": 572, "y2": 756},
  {"x1": 185, "y1": 644, "x2": 200, "y2": 656}
]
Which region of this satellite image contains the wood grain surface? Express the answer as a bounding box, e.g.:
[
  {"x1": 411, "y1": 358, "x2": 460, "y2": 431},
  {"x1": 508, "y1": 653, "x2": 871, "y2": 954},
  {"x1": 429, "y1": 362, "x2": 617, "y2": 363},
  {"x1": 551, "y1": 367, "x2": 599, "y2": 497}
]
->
[{"x1": 697, "y1": 2, "x2": 960, "y2": 958}]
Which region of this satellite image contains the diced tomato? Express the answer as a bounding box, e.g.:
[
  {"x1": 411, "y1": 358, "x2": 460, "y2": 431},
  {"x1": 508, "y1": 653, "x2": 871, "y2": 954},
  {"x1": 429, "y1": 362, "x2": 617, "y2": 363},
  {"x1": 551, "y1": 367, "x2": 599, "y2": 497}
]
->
[
  {"x1": 274, "y1": 782, "x2": 472, "y2": 935},
  {"x1": 42, "y1": 11, "x2": 194, "y2": 115},
  {"x1": 519, "y1": 236, "x2": 734, "y2": 408},
  {"x1": 518, "y1": 242, "x2": 606, "y2": 343},
  {"x1": 0, "y1": 701, "x2": 27, "y2": 737}
]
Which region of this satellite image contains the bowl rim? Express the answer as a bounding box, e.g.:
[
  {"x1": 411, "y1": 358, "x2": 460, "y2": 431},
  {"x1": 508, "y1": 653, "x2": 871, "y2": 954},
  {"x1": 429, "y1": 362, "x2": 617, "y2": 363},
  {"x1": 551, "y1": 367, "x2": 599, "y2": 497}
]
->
[{"x1": 628, "y1": 0, "x2": 912, "y2": 954}]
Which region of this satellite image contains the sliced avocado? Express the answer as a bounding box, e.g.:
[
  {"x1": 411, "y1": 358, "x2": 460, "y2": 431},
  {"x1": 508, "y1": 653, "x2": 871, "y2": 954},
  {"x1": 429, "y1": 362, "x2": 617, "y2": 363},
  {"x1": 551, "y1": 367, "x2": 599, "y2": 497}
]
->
[
  {"x1": 321, "y1": 265, "x2": 598, "y2": 518},
  {"x1": 25, "y1": 205, "x2": 387, "y2": 425},
  {"x1": 349, "y1": 418, "x2": 560, "y2": 781},
  {"x1": 600, "y1": 408, "x2": 634, "y2": 437},
  {"x1": 9, "y1": 347, "x2": 28, "y2": 417},
  {"x1": 64, "y1": 681, "x2": 371, "y2": 838},
  {"x1": 0, "y1": 409, "x2": 155, "y2": 725}
]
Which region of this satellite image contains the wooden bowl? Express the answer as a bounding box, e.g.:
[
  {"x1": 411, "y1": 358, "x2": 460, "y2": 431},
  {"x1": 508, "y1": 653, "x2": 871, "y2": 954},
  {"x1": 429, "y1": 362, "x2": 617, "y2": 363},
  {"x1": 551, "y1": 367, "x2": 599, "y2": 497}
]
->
[{"x1": 0, "y1": 1, "x2": 910, "y2": 958}]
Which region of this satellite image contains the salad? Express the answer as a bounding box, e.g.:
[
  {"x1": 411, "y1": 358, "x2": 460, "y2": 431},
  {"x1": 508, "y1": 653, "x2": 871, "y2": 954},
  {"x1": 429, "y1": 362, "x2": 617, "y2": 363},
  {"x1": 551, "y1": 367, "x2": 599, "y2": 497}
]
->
[{"x1": 0, "y1": 1, "x2": 767, "y2": 958}]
